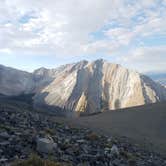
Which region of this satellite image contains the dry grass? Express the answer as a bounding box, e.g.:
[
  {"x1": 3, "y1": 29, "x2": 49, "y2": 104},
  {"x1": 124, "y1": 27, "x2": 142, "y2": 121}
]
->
[
  {"x1": 86, "y1": 132, "x2": 99, "y2": 141},
  {"x1": 12, "y1": 154, "x2": 71, "y2": 166}
]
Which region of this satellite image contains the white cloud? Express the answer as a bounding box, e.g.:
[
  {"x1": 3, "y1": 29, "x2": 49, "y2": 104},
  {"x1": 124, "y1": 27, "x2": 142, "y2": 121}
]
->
[
  {"x1": 105, "y1": 14, "x2": 166, "y2": 47},
  {"x1": 0, "y1": 0, "x2": 166, "y2": 72},
  {"x1": 105, "y1": 28, "x2": 134, "y2": 45},
  {"x1": 119, "y1": 46, "x2": 166, "y2": 72},
  {"x1": 0, "y1": 48, "x2": 12, "y2": 54}
]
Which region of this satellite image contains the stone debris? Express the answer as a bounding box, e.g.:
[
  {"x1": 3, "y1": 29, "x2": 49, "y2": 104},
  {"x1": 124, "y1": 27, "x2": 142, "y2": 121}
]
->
[{"x1": 0, "y1": 107, "x2": 166, "y2": 166}]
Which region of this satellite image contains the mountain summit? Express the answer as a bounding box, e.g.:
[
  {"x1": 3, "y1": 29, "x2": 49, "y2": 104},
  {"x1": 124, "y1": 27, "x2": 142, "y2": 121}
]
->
[{"x1": 0, "y1": 60, "x2": 166, "y2": 116}]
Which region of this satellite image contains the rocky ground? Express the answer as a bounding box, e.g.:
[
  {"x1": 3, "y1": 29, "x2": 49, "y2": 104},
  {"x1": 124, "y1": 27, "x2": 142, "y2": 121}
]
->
[{"x1": 0, "y1": 106, "x2": 166, "y2": 166}]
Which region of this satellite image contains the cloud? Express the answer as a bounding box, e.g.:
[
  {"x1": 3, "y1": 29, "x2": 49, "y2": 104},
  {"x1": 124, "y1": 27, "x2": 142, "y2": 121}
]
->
[
  {"x1": 105, "y1": 28, "x2": 134, "y2": 45},
  {"x1": 0, "y1": 0, "x2": 166, "y2": 72},
  {"x1": 105, "y1": 12, "x2": 166, "y2": 46},
  {"x1": 119, "y1": 46, "x2": 166, "y2": 72}
]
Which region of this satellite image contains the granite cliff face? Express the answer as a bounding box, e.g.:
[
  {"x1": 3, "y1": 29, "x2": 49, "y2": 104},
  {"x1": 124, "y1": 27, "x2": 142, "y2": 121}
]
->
[
  {"x1": 0, "y1": 60, "x2": 166, "y2": 115},
  {"x1": 33, "y1": 59, "x2": 166, "y2": 115}
]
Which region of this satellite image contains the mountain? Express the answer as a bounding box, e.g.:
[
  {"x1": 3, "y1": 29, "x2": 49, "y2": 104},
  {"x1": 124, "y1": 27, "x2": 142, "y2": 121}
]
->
[
  {"x1": 0, "y1": 60, "x2": 166, "y2": 116},
  {"x1": 146, "y1": 72, "x2": 166, "y2": 87},
  {"x1": 0, "y1": 64, "x2": 34, "y2": 95}
]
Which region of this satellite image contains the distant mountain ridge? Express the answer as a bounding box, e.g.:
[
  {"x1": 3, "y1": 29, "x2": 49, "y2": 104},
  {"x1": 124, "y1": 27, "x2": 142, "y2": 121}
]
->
[
  {"x1": 147, "y1": 72, "x2": 166, "y2": 87},
  {"x1": 0, "y1": 60, "x2": 166, "y2": 116}
]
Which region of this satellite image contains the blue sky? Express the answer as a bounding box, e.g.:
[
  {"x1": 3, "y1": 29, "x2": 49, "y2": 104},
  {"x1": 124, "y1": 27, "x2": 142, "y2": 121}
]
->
[{"x1": 0, "y1": 0, "x2": 166, "y2": 72}]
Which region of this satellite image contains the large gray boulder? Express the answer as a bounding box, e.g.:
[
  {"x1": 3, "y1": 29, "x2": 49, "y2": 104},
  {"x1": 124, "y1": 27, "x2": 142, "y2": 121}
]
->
[{"x1": 36, "y1": 137, "x2": 56, "y2": 154}]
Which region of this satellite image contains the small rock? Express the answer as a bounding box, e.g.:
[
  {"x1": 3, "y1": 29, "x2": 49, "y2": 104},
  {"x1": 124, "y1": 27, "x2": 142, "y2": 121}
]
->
[
  {"x1": 111, "y1": 144, "x2": 119, "y2": 156},
  {"x1": 128, "y1": 159, "x2": 137, "y2": 166},
  {"x1": 77, "y1": 162, "x2": 91, "y2": 166},
  {"x1": 65, "y1": 125, "x2": 70, "y2": 130},
  {"x1": 112, "y1": 159, "x2": 121, "y2": 166},
  {"x1": 0, "y1": 141, "x2": 10, "y2": 146},
  {"x1": 77, "y1": 139, "x2": 85, "y2": 143},
  {"x1": 107, "y1": 138, "x2": 112, "y2": 142},
  {"x1": 0, "y1": 131, "x2": 10, "y2": 139},
  {"x1": 0, "y1": 149, "x2": 3, "y2": 154},
  {"x1": 0, "y1": 158, "x2": 8, "y2": 163}
]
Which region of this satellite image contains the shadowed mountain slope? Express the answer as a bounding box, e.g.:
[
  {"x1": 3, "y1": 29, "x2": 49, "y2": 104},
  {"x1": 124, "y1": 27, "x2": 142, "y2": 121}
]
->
[
  {"x1": 0, "y1": 60, "x2": 166, "y2": 115},
  {"x1": 64, "y1": 102, "x2": 166, "y2": 155}
]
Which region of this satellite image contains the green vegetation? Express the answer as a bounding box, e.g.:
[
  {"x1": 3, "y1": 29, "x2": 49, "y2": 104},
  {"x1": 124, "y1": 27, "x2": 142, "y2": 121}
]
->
[
  {"x1": 44, "y1": 128, "x2": 55, "y2": 135},
  {"x1": 12, "y1": 154, "x2": 71, "y2": 166},
  {"x1": 0, "y1": 124, "x2": 14, "y2": 131}
]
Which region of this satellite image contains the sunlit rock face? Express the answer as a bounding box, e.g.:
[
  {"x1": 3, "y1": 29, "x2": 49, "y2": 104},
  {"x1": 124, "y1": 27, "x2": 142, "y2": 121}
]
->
[
  {"x1": 0, "y1": 60, "x2": 166, "y2": 115},
  {"x1": 33, "y1": 59, "x2": 166, "y2": 115}
]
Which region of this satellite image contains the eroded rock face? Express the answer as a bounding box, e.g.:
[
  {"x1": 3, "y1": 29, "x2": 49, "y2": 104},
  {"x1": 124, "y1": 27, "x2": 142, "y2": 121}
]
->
[
  {"x1": 0, "y1": 60, "x2": 166, "y2": 115},
  {"x1": 33, "y1": 59, "x2": 166, "y2": 115}
]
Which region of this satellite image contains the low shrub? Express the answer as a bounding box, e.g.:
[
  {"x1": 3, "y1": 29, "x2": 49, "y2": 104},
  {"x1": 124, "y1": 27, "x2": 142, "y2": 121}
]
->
[{"x1": 12, "y1": 154, "x2": 70, "y2": 166}]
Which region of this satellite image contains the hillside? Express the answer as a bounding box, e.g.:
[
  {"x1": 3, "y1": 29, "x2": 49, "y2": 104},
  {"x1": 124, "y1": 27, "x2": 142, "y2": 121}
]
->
[
  {"x1": 0, "y1": 60, "x2": 166, "y2": 116},
  {"x1": 70, "y1": 102, "x2": 166, "y2": 155},
  {"x1": 0, "y1": 95, "x2": 166, "y2": 165}
]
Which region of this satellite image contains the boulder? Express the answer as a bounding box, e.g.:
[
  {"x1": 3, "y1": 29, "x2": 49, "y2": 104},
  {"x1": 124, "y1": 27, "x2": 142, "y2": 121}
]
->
[
  {"x1": 0, "y1": 132, "x2": 10, "y2": 139},
  {"x1": 111, "y1": 144, "x2": 119, "y2": 156},
  {"x1": 36, "y1": 137, "x2": 56, "y2": 154}
]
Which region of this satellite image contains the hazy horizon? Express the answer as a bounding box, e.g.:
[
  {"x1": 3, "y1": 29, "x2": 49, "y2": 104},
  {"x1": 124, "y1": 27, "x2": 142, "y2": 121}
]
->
[{"x1": 1, "y1": 58, "x2": 166, "y2": 75}]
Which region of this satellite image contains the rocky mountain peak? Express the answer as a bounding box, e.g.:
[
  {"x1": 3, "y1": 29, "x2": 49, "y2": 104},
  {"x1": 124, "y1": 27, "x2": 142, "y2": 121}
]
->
[
  {"x1": 33, "y1": 67, "x2": 49, "y2": 75},
  {"x1": 0, "y1": 61, "x2": 166, "y2": 115},
  {"x1": 93, "y1": 58, "x2": 107, "y2": 64},
  {"x1": 33, "y1": 60, "x2": 166, "y2": 115}
]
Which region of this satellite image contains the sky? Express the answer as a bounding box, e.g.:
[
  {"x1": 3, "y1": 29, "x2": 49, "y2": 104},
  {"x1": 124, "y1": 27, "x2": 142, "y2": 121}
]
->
[{"x1": 0, "y1": 0, "x2": 166, "y2": 73}]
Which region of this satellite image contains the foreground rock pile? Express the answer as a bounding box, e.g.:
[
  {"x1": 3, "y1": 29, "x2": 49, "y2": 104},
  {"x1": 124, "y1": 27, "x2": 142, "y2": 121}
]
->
[{"x1": 0, "y1": 107, "x2": 166, "y2": 166}]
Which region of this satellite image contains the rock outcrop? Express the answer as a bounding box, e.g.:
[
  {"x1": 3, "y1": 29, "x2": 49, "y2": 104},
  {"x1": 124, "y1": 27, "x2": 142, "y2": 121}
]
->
[
  {"x1": 33, "y1": 59, "x2": 166, "y2": 115},
  {"x1": 0, "y1": 60, "x2": 166, "y2": 115}
]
